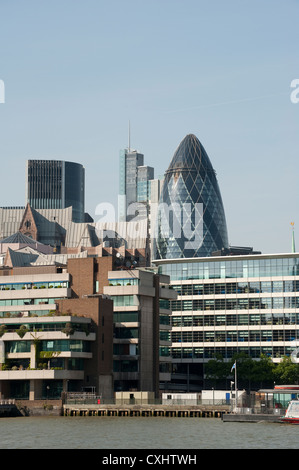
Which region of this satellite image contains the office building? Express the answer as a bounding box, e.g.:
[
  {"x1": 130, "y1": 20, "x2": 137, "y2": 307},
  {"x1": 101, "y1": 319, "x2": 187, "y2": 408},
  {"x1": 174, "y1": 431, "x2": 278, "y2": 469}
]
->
[
  {"x1": 153, "y1": 134, "x2": 229, "y2": 259},
  {"x1": 103, "y1": 268, "x2": 175, "y2": 396},
  {"x1": 153, "y1": 252, "x2": 299, "y2": 391},
  {"x1": 0, "y1": 241, "x2": 175, "y2": 400},
  {"x1": 0, "y1": 265, "x2": 114, "y2": 400},
  {"x1": 26, "y1": 160, "x2": 85, "y2": 223},
  {"x1": 118, "y1": 148, "x2": 154, "y2": 222}
]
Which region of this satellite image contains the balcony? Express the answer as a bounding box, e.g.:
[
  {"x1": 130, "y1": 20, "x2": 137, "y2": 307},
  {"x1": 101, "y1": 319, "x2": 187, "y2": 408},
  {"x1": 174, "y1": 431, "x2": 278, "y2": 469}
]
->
[
  {"x1": 104, "y1": 284, "x2": 155, "y2": 297},
  {"x1": 159, "y1": 286, "x2": 177, "y2": 300},
  {"x1": 0, "y1": 369, "x2": 84, "y2": 380},
  {"x1": 0, "y1": 287, "x2": 71, "y2": 301},
  {"x1": 1, "y1": 331, "x2": 95, "y2": 342}
]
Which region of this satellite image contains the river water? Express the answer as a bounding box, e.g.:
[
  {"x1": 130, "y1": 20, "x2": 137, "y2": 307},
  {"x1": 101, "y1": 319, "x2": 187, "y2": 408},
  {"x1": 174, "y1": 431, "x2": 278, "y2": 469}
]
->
[{"x1": 0, "y1": 416, "x2": 298, "y2": 450}]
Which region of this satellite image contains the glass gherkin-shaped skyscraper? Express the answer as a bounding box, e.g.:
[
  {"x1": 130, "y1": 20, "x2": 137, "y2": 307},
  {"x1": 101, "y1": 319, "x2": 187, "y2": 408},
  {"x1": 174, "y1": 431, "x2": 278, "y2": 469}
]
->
[{"x1": 153, "y1": 134, "x2": 228, "y2": 259}]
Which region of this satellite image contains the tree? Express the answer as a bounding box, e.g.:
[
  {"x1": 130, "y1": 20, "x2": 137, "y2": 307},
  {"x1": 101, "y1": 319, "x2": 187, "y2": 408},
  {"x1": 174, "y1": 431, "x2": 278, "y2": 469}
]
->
[
  {"x1": 205, "y1": 355, "x2": 230, "y2": 384},
  {"x1": 274, "y1": 356, "x2": 299, "y2": 384},
  {"x1": 206, "y1": 353, "x2": 276, "y2": 391},
  {"x1": 251, "y1": 354, "x2": 275, "y2": 388}
]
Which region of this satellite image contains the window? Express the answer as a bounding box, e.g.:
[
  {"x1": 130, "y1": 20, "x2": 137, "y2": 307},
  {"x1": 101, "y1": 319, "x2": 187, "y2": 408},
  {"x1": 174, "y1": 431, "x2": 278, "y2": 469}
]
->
[
  {"x1": 108, "y1": 278, "x2": 139, "y2": 286},
  {"x1": 114, "y1": 327, "x2": 139, "y2": 339},
  {"x1": 110, "y1": 295, "x2": 137, "y2": 307},
  {"x1": 182, "y1": 316, "x2": 193, "y2": 327},
  {"x1": 114, "y1": 312, "x2": 139, "y2": 323},
  {"x1": 204, "y1": 315, "x2": 215, "y2": 326}
]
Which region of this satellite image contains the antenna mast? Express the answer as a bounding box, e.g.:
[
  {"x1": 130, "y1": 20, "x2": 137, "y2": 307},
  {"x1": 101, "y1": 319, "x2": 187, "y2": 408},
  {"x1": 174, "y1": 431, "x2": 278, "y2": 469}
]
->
[
  {"x1": 128, "y1": 120, "x2": 131, "y2": 152},
  {"x1": 291, "y1": 222, "x2": 296, "y2": 253}
]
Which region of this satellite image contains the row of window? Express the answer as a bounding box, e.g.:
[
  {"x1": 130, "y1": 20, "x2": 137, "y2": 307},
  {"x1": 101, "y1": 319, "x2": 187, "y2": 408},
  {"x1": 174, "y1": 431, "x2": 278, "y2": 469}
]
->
[
  {"x1": 113, "y1": 312, "x2": 139, "y2": 323},
  {"x1": 1, "y1": 322, "x2": 90, "y2": 335},
  {"x1": 171, "y1": 297, "x2": 299, "y2": 311},
  {"x1": 110, "y1": 295, "x2": 137, "y2": 307},
  {"x1": 113, "y1": 311, "x2": 170, "y2": 326},
  {"x1": 114, "y1": 327, "x2": 138, "y2": 339},
  {"x1": 172, "y1": 329, "x2": 299, "y2": 343},
  {"x1": 0, "y1": 298, "x2": 59, "y2": 307},
  {"x1": 172, "y1": 346, "x2": 295, "y2": 359},
  {"x1": 113, "y1": 360, "x2": 138, "y2": 373},
  {"x1": 172, "y1": 312, "x2": 299, "y2": 327},
  {"x1": 0, "y1": 282, "x2": 69, "y2": 290},
  {"x1": 108, "y1": 278, "x2": 139, "y2": 286},
  {"x1": 5, "y1": 340, "x2": 91, "y2": 354},
  {"x1": 171, "y1": 280, "x2": 299, "y2": 296},
  {"x1": 0, "y1": 310, "x2": 56, "y2": 318},
  {"x1": 159, "y1": 257, "x2": 299, "y2": 281}
]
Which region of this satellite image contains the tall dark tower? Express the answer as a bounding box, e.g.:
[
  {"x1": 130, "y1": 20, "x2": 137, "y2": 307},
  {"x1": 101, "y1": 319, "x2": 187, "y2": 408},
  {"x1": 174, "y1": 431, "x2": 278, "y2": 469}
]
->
[
  {"x1": 154, "y1": 134, "x2": 228, "y2": 259},
  {"x1": 26, "y1": 160, "x2": 85, "y2": 223}
]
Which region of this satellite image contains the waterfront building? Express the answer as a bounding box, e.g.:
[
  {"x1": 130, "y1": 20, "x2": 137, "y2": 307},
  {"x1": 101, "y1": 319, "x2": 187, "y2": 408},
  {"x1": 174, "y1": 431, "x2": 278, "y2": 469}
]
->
[
  {"x1": 26, "y1": 160, "x2": 85, "y2": 223},
  {"x1": 0, "y1": 265, "x2": 113, "y2": 400},
  {"x1": 153, "y1": 134, "x2": 229, "y2": 260},
  {"x1": 0, "y1": 243, "x2": 175, "y2": 400},
  {"x1": 153, "y1": 252, "x2": 299, "y2": 391},
  {"x1": 103, "y1": 268, "x2": 176, "y2": 395},
  {"x1": 54, "y1": 257, "x2": 175, "y2": 397}
]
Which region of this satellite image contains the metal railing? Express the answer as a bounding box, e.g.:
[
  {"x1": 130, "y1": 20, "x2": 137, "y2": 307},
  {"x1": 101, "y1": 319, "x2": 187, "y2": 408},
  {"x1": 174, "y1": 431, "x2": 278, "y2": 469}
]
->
[
  {"x1": 0, "y1": 399, "x2": 16, "y2": 405},
  {"x1": 64, "y1": 393, "x2": 231, "y2": 406}
]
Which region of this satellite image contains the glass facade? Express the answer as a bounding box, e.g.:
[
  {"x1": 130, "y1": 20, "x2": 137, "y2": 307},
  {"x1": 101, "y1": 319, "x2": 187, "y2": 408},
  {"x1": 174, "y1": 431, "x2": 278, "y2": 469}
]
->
[
  {"x1": 26, "y1": 160, "x2": 85, "y2": 222},
  {"x1": 118, "y1": 149, "x2": 154, "y2": 222},
  {"x1": 154, "y1": 253, "x2": 299, "y2": 390},
  {"x1": 158, "y1": 255, "x2": 299, "y2": 280},
  {"x1": 154, "y1": 134, "x2": 228, "y2": 259}
]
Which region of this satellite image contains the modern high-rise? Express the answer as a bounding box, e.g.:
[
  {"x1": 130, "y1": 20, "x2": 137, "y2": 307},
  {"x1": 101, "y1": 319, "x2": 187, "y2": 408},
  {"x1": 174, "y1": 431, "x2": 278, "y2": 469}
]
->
[
  {"x1": 153, "y1": 252, "x2": 299, "y2": 392},
  {"x1": 26, "y1": 160, "x2": 85, "y2": 223},
  {"x1": 153, "y1": 134, "x2": 229, "y2": 259},
  {"x1": 118, "y1": 148, "x2": 154, "y2": 222}
]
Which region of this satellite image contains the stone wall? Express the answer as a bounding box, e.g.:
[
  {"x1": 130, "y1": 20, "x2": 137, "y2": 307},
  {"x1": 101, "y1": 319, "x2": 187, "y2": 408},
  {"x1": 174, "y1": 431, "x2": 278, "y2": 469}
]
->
[{"x1": 15, "y1": 399, "x2": 63, "y2": 416}]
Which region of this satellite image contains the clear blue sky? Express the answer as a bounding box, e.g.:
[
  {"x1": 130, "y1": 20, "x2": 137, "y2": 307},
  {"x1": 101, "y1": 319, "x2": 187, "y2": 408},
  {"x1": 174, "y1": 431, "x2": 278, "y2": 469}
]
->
[{"x1": 0, "y1": 0, "x2": 298, "y2": 254}]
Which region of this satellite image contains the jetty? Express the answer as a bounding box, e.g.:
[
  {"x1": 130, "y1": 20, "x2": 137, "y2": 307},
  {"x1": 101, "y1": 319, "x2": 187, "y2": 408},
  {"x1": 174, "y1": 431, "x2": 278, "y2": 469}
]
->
[
  {"x1": 0, "y1": 399, "x2": 20, "y2": 417},
  {"x1": 222, "y1": 413, "x2": 282, "y2": 423},
  {"x1": 63, "y1": 403, "x2": 230, "y2": 418}
]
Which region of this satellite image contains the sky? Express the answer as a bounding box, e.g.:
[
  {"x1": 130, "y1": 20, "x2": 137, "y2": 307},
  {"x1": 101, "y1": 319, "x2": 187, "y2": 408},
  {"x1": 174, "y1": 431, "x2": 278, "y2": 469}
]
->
[{"x1": 0, "y1": 0, "x2": 298, "y2": 254}]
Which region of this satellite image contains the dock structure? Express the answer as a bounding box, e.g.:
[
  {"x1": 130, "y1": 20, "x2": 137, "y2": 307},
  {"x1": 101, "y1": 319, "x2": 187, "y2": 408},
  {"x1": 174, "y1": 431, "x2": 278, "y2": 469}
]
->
[
  {"x1": 0, "y1": 399, "x2": 20, "y2": 417},
  {"x1": 62, "y1": 404, "x2": 230, "y2": 418}
]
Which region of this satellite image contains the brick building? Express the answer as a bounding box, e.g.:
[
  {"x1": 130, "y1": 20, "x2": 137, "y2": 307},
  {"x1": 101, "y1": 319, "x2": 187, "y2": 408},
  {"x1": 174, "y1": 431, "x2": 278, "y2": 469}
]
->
[{"x1": 0, "y1": 248, "x2": 175, "y2": 400}]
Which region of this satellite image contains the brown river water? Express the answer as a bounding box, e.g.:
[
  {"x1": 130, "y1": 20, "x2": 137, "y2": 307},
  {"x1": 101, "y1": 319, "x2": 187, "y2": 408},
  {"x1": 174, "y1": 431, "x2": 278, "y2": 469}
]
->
[{"x1": 0, "y1": 416, "x2": 298, "y2": 450}]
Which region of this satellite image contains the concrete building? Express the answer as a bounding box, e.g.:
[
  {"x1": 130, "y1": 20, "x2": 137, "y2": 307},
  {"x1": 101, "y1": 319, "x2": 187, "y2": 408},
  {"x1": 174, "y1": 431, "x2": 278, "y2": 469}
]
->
[
  {"x1": 0, "y1": 246, "x2": 175, "y2": 400},
  {"x1": 0, "y1": 257, "x2": 115, "y2": 400},
  {"x1": 103, "y1": 268, "x2": 176, "y2": 396},
  {"x1": 0, "y1": 264, "x2": 114, "y2": 400}
]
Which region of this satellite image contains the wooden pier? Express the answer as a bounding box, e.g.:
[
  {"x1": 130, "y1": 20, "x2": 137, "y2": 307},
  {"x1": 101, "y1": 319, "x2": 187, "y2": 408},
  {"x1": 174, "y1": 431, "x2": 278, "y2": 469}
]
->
[{"x1": 63, "y1": 403, "x2": 230, "y2": 418}]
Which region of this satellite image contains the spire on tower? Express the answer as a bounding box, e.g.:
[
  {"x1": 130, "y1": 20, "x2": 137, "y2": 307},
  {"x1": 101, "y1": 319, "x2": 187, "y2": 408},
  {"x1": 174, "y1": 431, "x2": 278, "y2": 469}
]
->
[
  {"x1": 128, "y1": 120, "x2": 131, "y2": 152},
  {"x1": 291, "y1": 222, "x2": 296, "y2": 253}
]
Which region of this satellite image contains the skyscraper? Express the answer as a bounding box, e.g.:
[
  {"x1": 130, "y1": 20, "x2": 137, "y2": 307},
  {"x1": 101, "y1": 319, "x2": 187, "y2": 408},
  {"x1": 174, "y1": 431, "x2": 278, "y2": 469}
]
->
[
  {"x1": 118, "y1": 148, "x2": 154, "y2": 222},
  {"x1": 153, "y1": 134, "x2": 229, "y2": 259},
  {"x1": 26, "y1": 160, "x2": 85, "y2": 223}
]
